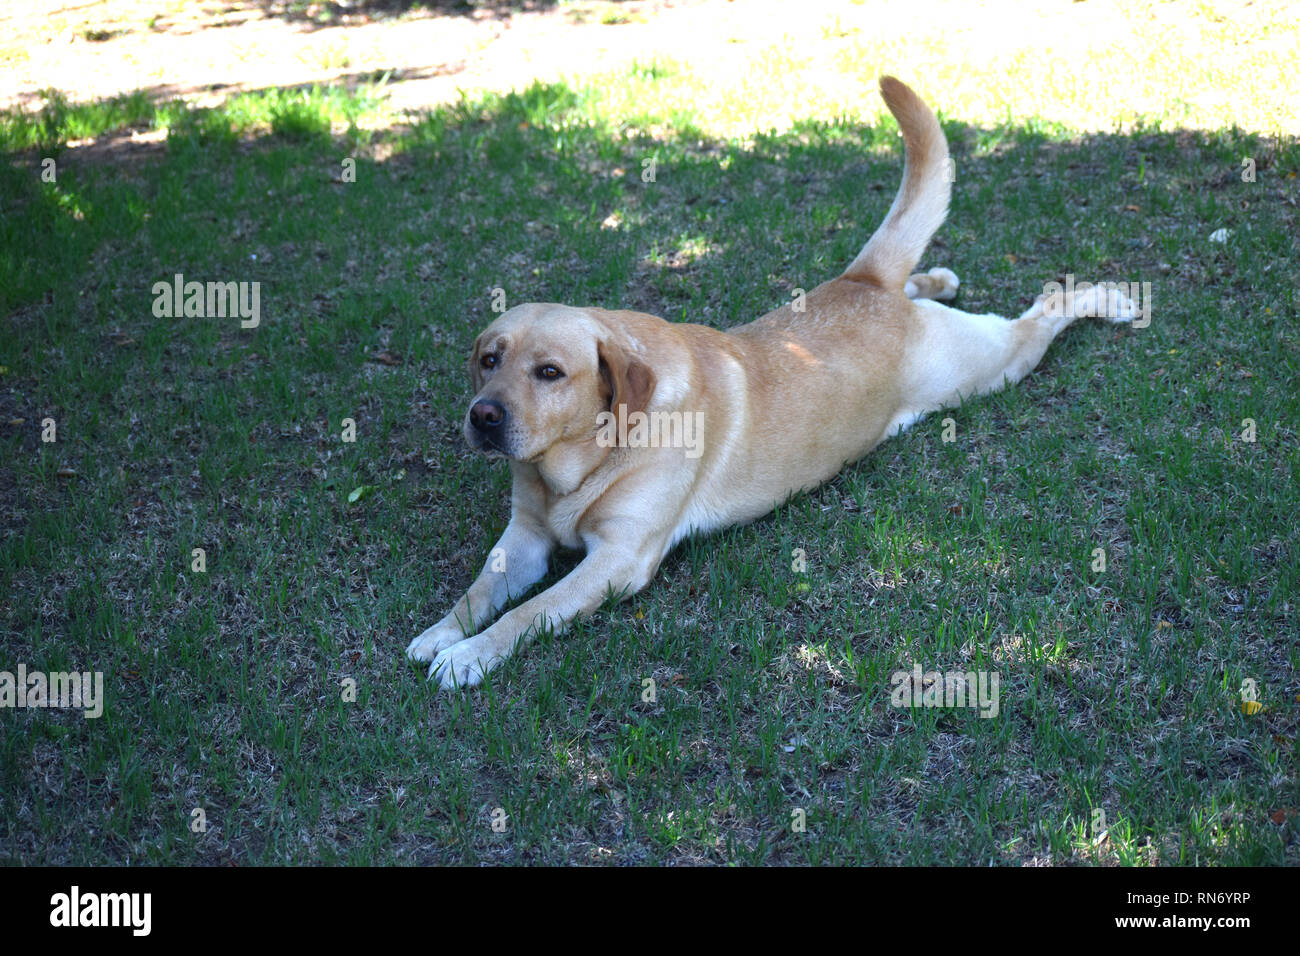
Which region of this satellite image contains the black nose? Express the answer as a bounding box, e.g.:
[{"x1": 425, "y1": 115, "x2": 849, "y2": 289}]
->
[{"x1": 469, "y1": 399, "x2": 507, "y2": 431}]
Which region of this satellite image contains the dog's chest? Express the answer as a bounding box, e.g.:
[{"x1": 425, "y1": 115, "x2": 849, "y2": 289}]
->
[
  {"x1": 545, "y1": 501, "x2": 586, "y2": 550},
  {"x1": 542, "y1": 458, "x2": 641, "y2": 551}
]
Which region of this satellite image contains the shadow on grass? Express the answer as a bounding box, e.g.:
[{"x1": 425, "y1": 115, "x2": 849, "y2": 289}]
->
[
  {"x1": 162, "y1": 0, "x2": 625, "y2": 33},
  {"x1": 242, "y1": 0, "x2": 560, "y2": 30},
  {"x1": 3, "y1": 77, "x2": 1294, "y2": 322}
]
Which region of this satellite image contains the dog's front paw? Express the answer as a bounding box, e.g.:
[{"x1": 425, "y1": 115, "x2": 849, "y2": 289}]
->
[
  {"x1": 427, "y1": 636, "x2": 503, "y2": 690},
  {"x1": 406, "y1": 620, "x2": 471, "y2": 662}
]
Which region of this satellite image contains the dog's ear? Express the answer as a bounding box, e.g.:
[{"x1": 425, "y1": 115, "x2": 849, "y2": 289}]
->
[
  {"x1": 597, "y1": 337, "x2": 656, "y2": 419},
  {"x1": 468, "y1": 331, "x2": 486, "y2": 393}
]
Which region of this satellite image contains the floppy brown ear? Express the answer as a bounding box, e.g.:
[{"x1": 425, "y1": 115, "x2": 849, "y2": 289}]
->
[
  {"x1": 598, "y1": 337, "x2": 656, "y2": 420},
  {"x1": 467, "y1": 332, "x2": 486, "y2": 393}
]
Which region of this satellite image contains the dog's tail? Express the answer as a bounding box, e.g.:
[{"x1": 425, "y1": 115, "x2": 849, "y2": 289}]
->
[{"x1": 842, "y1": 76, "x2": 951, "y2": 289}]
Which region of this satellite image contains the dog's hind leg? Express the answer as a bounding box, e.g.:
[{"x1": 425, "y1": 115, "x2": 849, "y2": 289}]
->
[{"x1": 885, "y1": 281, "x2": 1135, "y2": 436}]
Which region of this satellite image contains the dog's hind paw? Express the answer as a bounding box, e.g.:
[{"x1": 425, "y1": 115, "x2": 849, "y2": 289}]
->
[
  {"x1": 904, "y1": 267, "x2": 956, "y2": 300},
  {"x1": 928, "y1": 267, "x2": 960, "y2": 300},
  {"x1": 904, "y1": 267, "x2": 960, "y2": 301},
  {"x1": 1027, "y1": 279, "x2": 1141, "y2": 331},
  {"x1": 1076, "y1": 281, "x2": 1138, "y2": 323}
]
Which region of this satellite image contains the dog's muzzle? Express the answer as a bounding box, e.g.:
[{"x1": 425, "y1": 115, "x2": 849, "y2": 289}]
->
[{"x1": 466, "y1": 398, "x2": 509, "y2": 454}]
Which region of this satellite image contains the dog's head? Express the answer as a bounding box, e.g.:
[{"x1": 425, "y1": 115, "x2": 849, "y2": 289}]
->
[{"x1": 463, "y1": 304, "x2": 656, "y2": 465}]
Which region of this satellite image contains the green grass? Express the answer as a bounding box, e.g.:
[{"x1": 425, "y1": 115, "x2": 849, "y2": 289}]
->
[
  {"x1": 0, "y1": 70, "x2": 1297, "y2": 865},
  {"x1": 0, "y1": 89, "x2": 157, "y2": 153},
  {"x1": 0, "y1": 83, "x2": 388, "y2": 155}
]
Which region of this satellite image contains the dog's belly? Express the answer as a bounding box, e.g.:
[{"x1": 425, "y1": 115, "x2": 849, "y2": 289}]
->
[
  {"x1": 706, "y1": 348, "x2": 903, "y2": 524},
  {"x1": 667, "y1": 397, "x2": 893, "y2": 548}
]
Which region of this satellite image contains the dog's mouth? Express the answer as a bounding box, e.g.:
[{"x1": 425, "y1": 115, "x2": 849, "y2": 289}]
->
[
  {"x1": 466, "y1": 428, "x2": 510, "y2": 457},
  {"x1": 463, "y1": 416, "x2": 522, "y2": 460}
]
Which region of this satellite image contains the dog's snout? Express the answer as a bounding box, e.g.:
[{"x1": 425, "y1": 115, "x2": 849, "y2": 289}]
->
[{"x1": 470, "y1": 399, "x2": 507, "y2": 431}]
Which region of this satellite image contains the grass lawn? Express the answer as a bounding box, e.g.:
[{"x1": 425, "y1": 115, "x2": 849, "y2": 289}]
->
[{"x1": 1, "y1": 12, "x2": 1298, "y2": 864}]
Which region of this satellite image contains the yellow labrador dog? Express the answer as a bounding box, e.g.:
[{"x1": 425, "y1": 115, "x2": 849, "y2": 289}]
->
[{"x1": 408, "y1": 76, "x2": 1135, "y2": 688}]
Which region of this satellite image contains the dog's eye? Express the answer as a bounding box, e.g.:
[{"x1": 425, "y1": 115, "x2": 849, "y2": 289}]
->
[
  {"x1": 480, "y1": 354, "x2": 498, "y2": 370},
  {"x1": 536, "y1": 365, "x2": 564, "y2": 381}
]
